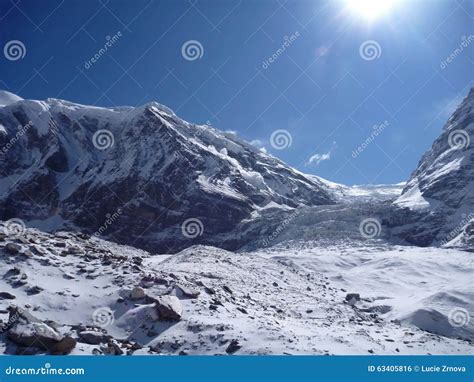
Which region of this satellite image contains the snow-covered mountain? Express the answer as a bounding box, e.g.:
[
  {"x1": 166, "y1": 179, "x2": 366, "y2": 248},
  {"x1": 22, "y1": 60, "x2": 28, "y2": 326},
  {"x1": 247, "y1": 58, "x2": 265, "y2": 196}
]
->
[
  {"x1": 390, "y1": 88, "x2": 474, "y2": 250},
  {"x1": 0, "y1": 89, "x2": 472, "y2": 356},
  {"x1": 0, "y1": 91, "x2": 334, "y2": 253},
  {"x1": 1, "y1": 89, "x2": 472, "y2": 253},
  {"x1": 0, "y1": 90, "x2": 23, "y2": 107}
]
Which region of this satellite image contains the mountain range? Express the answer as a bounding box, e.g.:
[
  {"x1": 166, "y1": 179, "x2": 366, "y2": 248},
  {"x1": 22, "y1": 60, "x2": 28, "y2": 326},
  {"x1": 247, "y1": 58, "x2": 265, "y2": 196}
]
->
[
  {"x1": 0, "y1": 88, "x2": 472, "y2": 355},
  {"x1": 1, "y1": 88, "x2": 472, "y2": 253}
]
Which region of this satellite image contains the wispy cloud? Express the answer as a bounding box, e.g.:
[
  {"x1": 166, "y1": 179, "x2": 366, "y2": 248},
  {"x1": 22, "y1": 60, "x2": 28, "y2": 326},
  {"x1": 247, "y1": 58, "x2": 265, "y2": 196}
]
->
[
  {"x1": 305, "y1": 151, "x2": 331, "y2": 166},
  {"x1": 305, "y1": 142, "x2": 337, "y2": 167}
]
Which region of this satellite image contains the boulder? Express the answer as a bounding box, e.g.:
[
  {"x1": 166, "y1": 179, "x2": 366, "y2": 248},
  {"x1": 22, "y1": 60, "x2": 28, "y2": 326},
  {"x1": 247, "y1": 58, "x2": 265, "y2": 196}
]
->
[
  {"x1": 79, "y1": 330, "x2": 110, "y2": 345},
  {"x1": 52, "y1": 337, "x2": 77, "y2": 355},
  {"x1": 225, "y1": 339, "x2": 241, "y2": 354},
  {"x1": 0, "y1": 292, "x2": 16, "y2": 300},
  {"x1": 130, "y1": 286, "x2": 146, "y2": 300},
  {"x1": 155, "y1": 296, "x2": 182, "y2": 321},
  {"x1": 345, "y1": 293, "x2": 360, "y2": 302},
  {"x1": 101, "y1": 339, "x2": 124, "y2": 355},
  {"x1": 6, "y1": 307, "x2": 76, "y2": 354},
  {"x1": 172, "y1": 285, "x2": 200, "y2": 299},
  {"x1": 345, "y1": 293, "x2": 360, "y2": 306},
  {"x1": 5, "y1": 243, "x2": 22, "y2": 254},
  {"x1": 26, "y1": 286, "x2": 43, "y2": 295}
]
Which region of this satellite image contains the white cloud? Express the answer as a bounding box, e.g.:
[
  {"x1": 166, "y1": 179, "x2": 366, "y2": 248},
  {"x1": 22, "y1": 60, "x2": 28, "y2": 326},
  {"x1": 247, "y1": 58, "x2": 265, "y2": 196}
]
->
[
  {"x1": 306, "y1": 151, "x2": 331, "y2": 166},
  {"x1": 250, "y1": 139, "x2": 268, "y2": 153}
]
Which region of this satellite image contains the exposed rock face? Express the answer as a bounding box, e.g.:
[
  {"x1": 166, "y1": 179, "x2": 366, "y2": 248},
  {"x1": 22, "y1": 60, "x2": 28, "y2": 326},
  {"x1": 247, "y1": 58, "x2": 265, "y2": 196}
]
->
[
  {"x1": 389, "y1": 88, "x2": 474, "y2": 250},
  {"x1": 0, "y1": 94, "x2": 334, "y2": 254}
]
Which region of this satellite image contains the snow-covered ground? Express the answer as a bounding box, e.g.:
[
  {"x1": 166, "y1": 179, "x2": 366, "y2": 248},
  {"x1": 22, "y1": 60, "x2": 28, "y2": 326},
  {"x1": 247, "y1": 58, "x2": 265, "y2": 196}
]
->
[
  {"x1": 0, "y1": 226, "x2": 471, "y2": 355},
  {"x1": 255, "y1": 242, "x2": 474, "y2": 343}
]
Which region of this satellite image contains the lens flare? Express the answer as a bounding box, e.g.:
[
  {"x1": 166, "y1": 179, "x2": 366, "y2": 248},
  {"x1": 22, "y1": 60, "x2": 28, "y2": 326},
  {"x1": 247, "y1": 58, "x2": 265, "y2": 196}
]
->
[{"x1": 346, "y1": 0, "x2": 396, "y2": 20}]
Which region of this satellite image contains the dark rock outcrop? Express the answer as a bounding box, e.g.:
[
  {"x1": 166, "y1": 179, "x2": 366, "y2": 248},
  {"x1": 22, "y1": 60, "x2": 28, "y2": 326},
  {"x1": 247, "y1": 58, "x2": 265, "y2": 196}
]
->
[{"x1": 389, "y1": 88, "x2": 474, "y2": 250}]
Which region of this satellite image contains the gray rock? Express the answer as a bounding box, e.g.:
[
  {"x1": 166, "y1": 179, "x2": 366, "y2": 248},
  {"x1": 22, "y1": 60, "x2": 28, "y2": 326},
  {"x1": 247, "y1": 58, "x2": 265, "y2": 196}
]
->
[
  {"x1": 345, "y1": 293, "x2": 360, "y2": 302},
  {"x1": 5, "y1": 243, "x2": 22, "y2": 254},
  {"x1": 101, "y1": 340, "x2": 124, "y2": 355},
  {"x1": 6, "y1": 307, "x2": 76, "y2": 354},
  {"x1": 225, "y1": 339, "x2": 241, "y2": 354},
  {"x1": 172, "y1": 285, "x2": 200, "y2": 299},
  {"x1": 79, "y1": 330, "x2": 110, "y2": 345},
  {"x1": 26, "y1": 286, "x2": 44, "y2": 295},
  {"x1": 130, "y1": 286, "x2": 146, "y2": 300},
  {"x1": 0, "y1": 292, "x2": 16, "y2": 300},
  {"x1": 155, "y1": 295, "x2": 182, "y2": 321}
]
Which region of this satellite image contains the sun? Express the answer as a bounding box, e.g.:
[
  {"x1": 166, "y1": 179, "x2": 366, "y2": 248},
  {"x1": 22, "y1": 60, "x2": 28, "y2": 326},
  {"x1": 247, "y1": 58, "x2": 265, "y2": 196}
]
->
[{"x1": 346, "y1": 0, "x2": 396, "y2": 20}]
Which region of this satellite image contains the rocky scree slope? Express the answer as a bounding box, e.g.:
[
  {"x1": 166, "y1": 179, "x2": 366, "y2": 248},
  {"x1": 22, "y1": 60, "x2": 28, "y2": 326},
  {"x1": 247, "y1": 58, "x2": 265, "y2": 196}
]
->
[{"x1": 0, "y1": 225, "x2": 471, "y2": 355}]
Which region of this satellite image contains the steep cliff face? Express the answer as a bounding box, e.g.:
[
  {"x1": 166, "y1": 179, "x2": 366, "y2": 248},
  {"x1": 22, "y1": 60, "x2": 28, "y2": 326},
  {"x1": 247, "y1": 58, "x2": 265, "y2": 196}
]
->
[
  {"x1": 0, "y1": 92, "x2": 334, "y2": 253},
  {"x1": 390, "y1": 88, "x2": 473, "y2": 250}
]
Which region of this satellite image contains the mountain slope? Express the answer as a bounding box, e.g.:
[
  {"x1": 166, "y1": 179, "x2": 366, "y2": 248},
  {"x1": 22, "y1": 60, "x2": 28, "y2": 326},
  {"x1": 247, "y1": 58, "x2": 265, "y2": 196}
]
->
[
  {"x1": 0, "y1": 225, "x2": 471, "y2": 355},
  {"x1": 0, "y1": 91, "x2": 334, "y2": 253},
  {"x1": 390, "y1": 88, "x2": 474, "y2": 250},
  {"x1": 0, "y1": 90, "x2": 23, "y2": 107}
]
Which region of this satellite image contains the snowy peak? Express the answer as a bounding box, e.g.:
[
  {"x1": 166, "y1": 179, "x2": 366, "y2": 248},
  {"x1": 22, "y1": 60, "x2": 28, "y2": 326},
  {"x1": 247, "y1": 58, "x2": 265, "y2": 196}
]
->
[
  {"x1": 0, "y1": 94, "x2": 334, "y2": 253},
  {"x1": 0, "y1": 90, "x2": 23, "y2": 107},
  {"x1": 391, "y1": 87, "x2": 473, "y2": 249}
]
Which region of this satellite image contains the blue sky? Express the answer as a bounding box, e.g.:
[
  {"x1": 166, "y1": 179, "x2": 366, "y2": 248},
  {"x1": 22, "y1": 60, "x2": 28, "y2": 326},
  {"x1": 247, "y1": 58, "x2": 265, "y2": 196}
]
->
[{"x1": 0, "y1": 0, "x2": 472, "y2": 185}]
